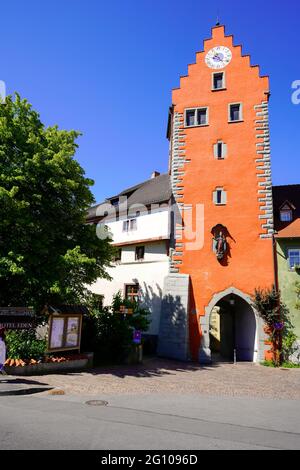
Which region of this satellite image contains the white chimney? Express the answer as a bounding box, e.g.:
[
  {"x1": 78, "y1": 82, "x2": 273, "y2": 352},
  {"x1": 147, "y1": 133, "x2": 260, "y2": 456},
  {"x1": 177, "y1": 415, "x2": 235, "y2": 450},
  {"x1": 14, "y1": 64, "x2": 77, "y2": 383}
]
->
[{"x1": 151, "y1": 171, "x2": 160, "y2": 179}]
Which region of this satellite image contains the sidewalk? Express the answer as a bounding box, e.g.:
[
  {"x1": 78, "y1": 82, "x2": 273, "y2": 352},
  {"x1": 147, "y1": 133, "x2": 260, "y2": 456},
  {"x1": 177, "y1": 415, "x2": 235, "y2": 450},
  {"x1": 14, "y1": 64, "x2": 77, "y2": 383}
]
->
[{"x1": 9, "y1": 358, "x2": 300, "y2": 400}]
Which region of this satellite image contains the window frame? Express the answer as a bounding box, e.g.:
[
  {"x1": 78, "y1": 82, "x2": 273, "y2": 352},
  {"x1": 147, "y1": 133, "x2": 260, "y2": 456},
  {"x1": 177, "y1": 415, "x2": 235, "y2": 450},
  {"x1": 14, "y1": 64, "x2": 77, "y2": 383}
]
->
[
  {"x1": 213, "y1": 140, "x2": 227, "y2": 160},
  {"x1": 184, "y1": 107, "x2": 209, "y2": 128},
  {"x1": 228, "y1": 102, "x2": 243, "y2": 123},
  {"x1": 122, "y1": 218, "x2": 137, "y2": 232},
  {"x1": 212, "y1": 71, "x2": 226, "y2": 91},
  {"x1": 130, "y1": 218, "x2": 137, "y2": 231},
  {"x1": 135, "y1": 245, "x2": 145, "y2": 261},
  {"x1": 287, "y1": 248, "x2": 300, "y2": 271},
  {"x1": 124, "y1": 283, "x2": 139, "y2": 303},
  {"x1": 113, "y1": 248, "x2": 122, "y2": 264},
  {"x1": 122, "y1": 220, "x2": 129, "y2": 232}
]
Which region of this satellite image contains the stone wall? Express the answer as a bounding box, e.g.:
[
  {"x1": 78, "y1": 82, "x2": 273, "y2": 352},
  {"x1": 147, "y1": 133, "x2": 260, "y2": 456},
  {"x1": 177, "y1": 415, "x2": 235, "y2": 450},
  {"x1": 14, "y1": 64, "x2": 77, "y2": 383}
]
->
[{"x1": 157, "y1": 274, "x2": 190, "y2": 361}]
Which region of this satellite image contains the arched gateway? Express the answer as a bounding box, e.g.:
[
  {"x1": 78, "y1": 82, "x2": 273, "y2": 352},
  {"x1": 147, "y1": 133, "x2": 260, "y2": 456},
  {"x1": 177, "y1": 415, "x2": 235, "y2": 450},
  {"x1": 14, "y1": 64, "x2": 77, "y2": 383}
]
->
[{"x1": 199, "y1": 287, "x2": 266, "y2": 363}]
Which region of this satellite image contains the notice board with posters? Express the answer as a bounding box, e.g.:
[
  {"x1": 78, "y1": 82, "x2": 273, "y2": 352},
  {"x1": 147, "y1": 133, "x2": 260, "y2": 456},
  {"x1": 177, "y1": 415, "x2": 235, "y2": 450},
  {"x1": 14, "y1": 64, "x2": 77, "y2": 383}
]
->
[
  {"x1": 45, "y1": 305, "x2": 86, "y2": 353},
  {"x1": 0, "y1": 307, "x2": 35, "y2": 330}
]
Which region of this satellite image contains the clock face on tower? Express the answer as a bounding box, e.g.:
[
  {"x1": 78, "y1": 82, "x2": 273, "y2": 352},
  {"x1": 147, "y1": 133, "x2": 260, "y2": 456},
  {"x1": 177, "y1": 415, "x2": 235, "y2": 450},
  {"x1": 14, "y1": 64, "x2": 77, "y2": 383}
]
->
[{"x1": 205, "y1": 46, "x2": 232, "y2": 69}]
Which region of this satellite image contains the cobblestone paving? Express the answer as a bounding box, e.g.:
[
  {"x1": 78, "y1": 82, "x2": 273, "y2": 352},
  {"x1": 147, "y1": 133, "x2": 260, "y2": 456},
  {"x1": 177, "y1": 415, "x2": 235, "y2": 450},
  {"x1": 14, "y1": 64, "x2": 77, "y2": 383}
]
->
[{"x1": 25, "y1": 358, "x2": 300, "y2": 399}]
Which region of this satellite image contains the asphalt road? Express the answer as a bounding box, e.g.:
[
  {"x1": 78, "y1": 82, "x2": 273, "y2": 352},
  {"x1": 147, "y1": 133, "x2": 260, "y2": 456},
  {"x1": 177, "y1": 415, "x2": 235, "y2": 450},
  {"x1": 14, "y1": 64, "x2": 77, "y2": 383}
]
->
[{"x1": 0, "y1": 393, "x2": 300, "y2": 450}]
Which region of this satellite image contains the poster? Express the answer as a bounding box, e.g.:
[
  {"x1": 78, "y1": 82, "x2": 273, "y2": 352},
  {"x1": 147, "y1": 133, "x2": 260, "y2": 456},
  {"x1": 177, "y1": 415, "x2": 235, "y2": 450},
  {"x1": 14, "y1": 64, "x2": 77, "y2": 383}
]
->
[
  {"x1": 49, "y1": 317, "x2": 65, "y2": 349},
  {"x1": 0, "y1": 338, "x2": 6, "y2": 371},
  {"x1": 65, "y1": 317, "x2": 80, "y2": 348}
]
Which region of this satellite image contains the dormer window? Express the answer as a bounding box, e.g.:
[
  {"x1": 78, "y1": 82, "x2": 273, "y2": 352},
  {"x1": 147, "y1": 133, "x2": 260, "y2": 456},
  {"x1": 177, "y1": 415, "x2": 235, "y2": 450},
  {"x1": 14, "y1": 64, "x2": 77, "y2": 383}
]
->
[
  {"x1": 279, "y1": 201, "x2": 295, "y2": 222},
  {"x1": 280, "y1": 210, "x2": 293, "y2": 222},
  {"x1": 111, "y1": 198, "x2": 119, "y2": 207}
]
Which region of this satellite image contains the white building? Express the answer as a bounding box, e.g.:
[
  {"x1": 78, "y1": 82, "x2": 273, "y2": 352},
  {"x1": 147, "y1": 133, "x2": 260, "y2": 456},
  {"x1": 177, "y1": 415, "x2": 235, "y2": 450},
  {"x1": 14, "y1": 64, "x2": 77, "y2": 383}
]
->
[{"x1": 87, "y1": 172, "x2": 172, "y2": 344}]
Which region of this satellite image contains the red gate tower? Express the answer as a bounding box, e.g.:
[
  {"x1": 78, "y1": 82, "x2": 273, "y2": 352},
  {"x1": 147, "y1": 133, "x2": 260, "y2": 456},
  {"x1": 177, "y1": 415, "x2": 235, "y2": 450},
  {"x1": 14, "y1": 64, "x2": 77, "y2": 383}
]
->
[{"x1": 160, "y1": 25, "x2": 275, "y2": 363}]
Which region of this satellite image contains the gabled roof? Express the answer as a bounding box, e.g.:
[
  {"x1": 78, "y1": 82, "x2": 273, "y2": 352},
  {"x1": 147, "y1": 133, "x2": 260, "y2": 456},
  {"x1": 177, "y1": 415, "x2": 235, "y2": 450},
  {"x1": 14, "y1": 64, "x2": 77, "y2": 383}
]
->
[
  {"x1": 279, "y1": 200, "x2": 296, "y2": 211},
  {"x1": 275, "y1": 218, "x2": 300, "y2": 239},
  {"x1": 87, "y1": 173, "x2": 171, "y2": 222},
  {"x1": 272, "y1": 185, "x2": 300, "y2": 232}
]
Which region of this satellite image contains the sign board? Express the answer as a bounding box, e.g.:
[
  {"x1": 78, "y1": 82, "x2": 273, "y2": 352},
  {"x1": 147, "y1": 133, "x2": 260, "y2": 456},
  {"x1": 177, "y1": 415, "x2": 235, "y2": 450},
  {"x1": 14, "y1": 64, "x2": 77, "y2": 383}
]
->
[
  {"x1": 119, "y1": 305, "x2": 133, "y2": 315},
  {"x1": 48, "y1": 314, "x2": 82, "y2": 353},
  {"x1": 133, "y1": 330, "x2": 142, "y2": 344},
  {"x1": 0, "y1": 307, "x2": 35, "y2": 330}
]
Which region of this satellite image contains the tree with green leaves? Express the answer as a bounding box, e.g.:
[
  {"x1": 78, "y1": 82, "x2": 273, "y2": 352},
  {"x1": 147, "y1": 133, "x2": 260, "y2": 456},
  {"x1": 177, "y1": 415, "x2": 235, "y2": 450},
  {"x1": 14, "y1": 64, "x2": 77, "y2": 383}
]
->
[{"x1": 0, "y1": 94, "x2": 114, "y2": 309}]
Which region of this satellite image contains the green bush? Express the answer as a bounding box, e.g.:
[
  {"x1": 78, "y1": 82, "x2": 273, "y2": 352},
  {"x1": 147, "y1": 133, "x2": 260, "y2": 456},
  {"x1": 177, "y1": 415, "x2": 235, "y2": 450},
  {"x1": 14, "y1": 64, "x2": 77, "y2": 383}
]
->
[
  {"x1": 5, "y1": 330, "x2": 47, "y2": 360},
  {"x1": 81, "y1": 292, "x2": 151, "y2": 363},
  {"x1": 282, "y1": 330, "x2": 298, "y2": 362},
  {"x1": 261, "y1": 360, "x2": 300, "y2": 368}
]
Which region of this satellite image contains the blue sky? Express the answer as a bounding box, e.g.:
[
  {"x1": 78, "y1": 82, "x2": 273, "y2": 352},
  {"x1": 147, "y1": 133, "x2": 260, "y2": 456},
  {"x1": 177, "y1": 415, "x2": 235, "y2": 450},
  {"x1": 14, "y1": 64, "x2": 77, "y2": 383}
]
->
[{"x1": 1, "y1": 0, "x2": 299, "y2": 202}]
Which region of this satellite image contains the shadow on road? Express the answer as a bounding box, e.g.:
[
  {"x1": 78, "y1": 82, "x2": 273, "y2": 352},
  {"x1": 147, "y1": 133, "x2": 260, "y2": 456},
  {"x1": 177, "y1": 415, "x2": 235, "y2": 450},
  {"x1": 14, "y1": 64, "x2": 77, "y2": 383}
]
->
[{"x1": 62, "y1": 357, "x2": 221, "y2": 379}]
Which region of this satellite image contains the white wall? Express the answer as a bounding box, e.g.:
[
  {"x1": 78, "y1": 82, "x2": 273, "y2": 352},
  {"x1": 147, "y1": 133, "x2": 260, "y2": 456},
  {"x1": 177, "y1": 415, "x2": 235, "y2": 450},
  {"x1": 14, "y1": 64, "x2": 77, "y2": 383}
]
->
[
  {"x1": 103, "y1": 208, "x2": 169, "y2": 245},
  {"x1": 91, "y1": 241, "x2": 169, "y2": 336}
]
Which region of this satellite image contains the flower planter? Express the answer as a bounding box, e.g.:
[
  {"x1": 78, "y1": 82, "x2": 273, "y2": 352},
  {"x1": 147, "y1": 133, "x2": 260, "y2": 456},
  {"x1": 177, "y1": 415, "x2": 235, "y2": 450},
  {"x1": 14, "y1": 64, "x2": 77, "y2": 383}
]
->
[
  {"x1": 4, "y1": 353, "x2": 93, "y2": 376},
  {"x1": 124, "y1": 345, "x2": 143, "y2": 365}
]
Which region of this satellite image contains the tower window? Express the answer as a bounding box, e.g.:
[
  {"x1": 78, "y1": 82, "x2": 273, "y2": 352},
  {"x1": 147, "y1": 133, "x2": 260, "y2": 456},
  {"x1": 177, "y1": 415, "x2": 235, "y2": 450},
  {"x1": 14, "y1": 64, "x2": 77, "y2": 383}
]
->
[
  {"x1": 185, "y1": 107, "x2": 208, "y2": 127},
  {"x1": 213, "y1": 188, "x2": 227, "y2": 205},
  {"x1": 217, "y1": 143, "x2": 222, "y2": 158},
  {"x1": 197, "y1": 108, "x2": 207, "y2": 125},
  {"x1": 213, "y1": 141, "x2": 227, "y2": 159},
  {"x1": 229, "y1": 103, "x2": 243, "y2": 122},
  {"x1": 212, "y1": 72, "x2": 225, "y2": 90},
  {"x1": 186, "y1": 110, "x2": 195, "y2": 127}
]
